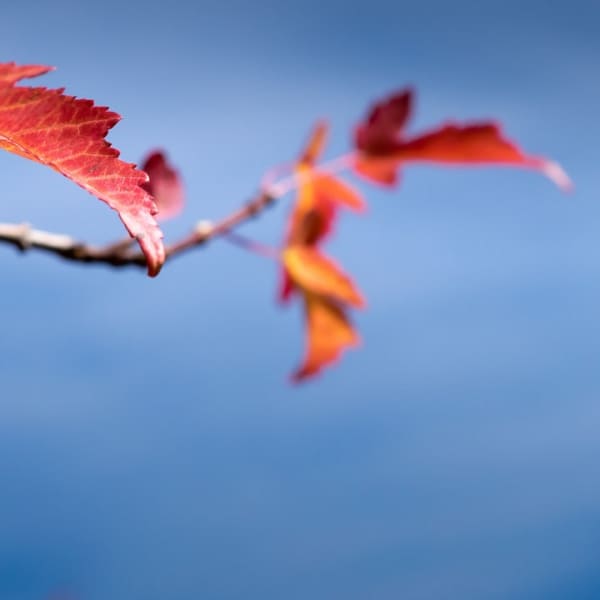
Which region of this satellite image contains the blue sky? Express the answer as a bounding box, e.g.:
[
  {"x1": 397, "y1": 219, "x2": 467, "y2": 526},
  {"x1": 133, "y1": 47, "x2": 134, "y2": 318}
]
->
[{"x1": 1, "y1": 1, "x2": 600, "y2": 599}]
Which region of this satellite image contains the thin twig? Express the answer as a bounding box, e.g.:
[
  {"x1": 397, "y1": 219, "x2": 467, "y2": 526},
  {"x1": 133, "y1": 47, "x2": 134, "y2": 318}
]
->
[
  {"x1": 0, "y1": 152, "x2": 356, "y2": 272},
  {"x1": 0, "y1": 191, "x2": 277, "y2": 270},
  {"x1": 222, "y1": 231, "x2": 280, "y2": 260}
]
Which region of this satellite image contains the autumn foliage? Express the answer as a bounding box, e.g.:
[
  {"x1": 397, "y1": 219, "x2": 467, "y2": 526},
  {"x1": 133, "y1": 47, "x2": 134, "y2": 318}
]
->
[
  {"x1": 0, "y1": 62, "x2": 572, "y2": 382},
  {"x1": 0, "y1": 63, "x2": 163, "y2": 275}
]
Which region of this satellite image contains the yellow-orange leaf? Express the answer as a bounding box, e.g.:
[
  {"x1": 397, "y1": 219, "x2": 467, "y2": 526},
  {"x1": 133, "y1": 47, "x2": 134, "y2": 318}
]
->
[
  {"x1": 283, "y1": 246, "x2": 365, "y2": 308},
  {"x1": 314, "y1": 174, "x2": 365, "y2": 211},
  {"x1": 279, "y1": 122, "x2": 367, "y2": 382},
  {"x1": 279, "y1": 123, "x2": 366, "y2": 302}
]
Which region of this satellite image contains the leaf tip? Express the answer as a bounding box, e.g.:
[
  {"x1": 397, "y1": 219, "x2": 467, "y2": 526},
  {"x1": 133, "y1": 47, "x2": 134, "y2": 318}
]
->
[
  {"x1": 299, "y1": 120, "x2": 329, "y2": 165},
  {"x1": 539, "y1": 159, "x2": 574, "y2": 193},
  {"x1": 136, "y1": 231, "x2": 165, "y2": 277}
]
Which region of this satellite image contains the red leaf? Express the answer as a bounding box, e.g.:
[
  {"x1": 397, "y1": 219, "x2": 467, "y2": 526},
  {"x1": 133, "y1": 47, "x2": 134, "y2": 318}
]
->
[
  {"x1": 141, "y1": 150, "x2": 184, "y2": 221},
  {"x1": 0, "y1": 62, "x2": 165, "y2": 276},
  {"x1": 0, "y1": 63, "x2": 53, "y2": 85},
  {"x1": 292, "y1": 293, "x2": 360, "y2": 382},
  {"x1": 355, "y1": 89, "x2": 413, "y2": 155},
  {"x1": 354, "y1": 89, "x2": 572, "y2": 191}
]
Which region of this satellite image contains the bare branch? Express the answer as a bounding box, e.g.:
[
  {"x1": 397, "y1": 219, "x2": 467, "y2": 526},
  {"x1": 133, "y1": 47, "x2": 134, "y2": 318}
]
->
[
  {"x1": 0, "y1": 190, "x2": 277, "y2": 271},
  {"x1": 0, "y1": 152, "x2": 354, "y2": 272}
]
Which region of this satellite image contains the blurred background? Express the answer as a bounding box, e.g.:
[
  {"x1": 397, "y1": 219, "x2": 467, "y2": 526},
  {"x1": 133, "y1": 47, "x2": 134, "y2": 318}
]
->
[{"x1": 1, "y1": 1, "x2": 599, "y2": 598}]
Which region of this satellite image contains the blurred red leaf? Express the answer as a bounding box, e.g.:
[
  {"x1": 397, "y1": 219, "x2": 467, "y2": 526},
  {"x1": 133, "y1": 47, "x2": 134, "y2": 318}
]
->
[
  {"x1": 141, "y1": 150, "x2": 184, "y2": 221},
  {"x1": 355, "y1": 88, "x2": 413, "y2": 155},
  {"x1": 354, "y1": 89, "x2": 572, "y2": 191},
  {"x1": 0, "y1": 62, "x2": 164, "y2": 275}
]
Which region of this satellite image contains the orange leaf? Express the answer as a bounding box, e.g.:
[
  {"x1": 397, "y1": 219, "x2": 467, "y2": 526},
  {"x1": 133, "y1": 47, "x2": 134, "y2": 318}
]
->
[
  {"x1": 283, "y1": 246, "x2": 365, "y2": 308},
  {"x1": 285, "y1": 172, "x2": 336, "y2": 246},
  {"x1": 283, "y1": 174, "x2": 365, "y2": 249},
  {"x1": 0, "y1": 62, "x2": 165, "y2": 276},
  {"x1": 354, "y1": 89, "x2": 572, "y2": 191},
  {"x1": 141, "y1": 150, "x2": 184, "y2": 221},
  {"x1": 292, "y1": 293, "x2": 360, "y2": 382},
  {"x1": 280, "y1": 123, "x2": 367, "y2": 382},
  {"x1": 279, "y1": 124, "x2": 365, "y2": 303},
  {"x1": 279, "y1": 177, "x2": 363, "y2": 301},
  {"x1": 314, "y1": 174, "x2": 366, "y2": 212}
]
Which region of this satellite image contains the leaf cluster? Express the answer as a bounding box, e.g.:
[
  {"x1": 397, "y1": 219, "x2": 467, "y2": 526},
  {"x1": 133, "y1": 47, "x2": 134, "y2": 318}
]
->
[{"x1": 0, "y1": 63, "x2": 571, "y2": 381}]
